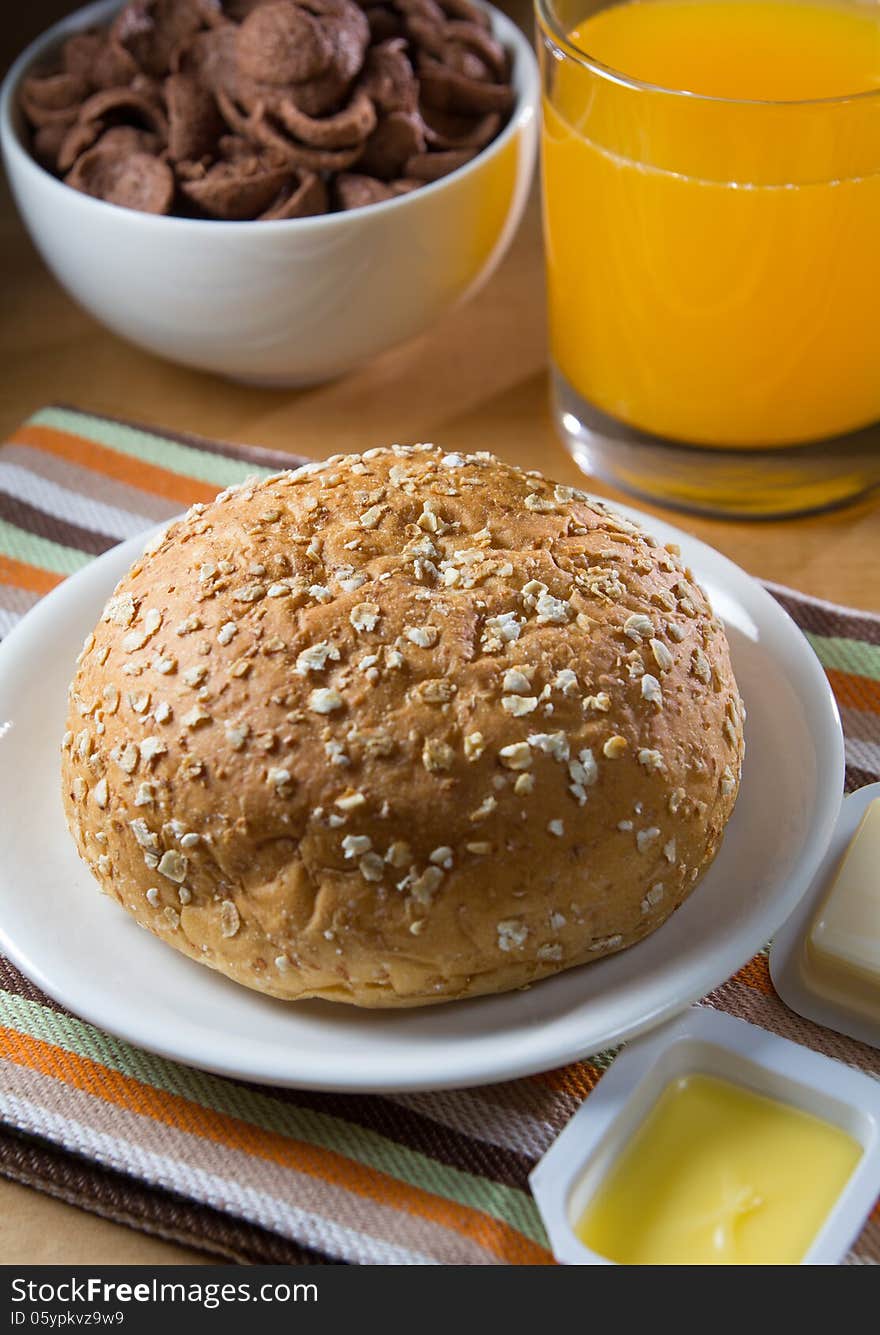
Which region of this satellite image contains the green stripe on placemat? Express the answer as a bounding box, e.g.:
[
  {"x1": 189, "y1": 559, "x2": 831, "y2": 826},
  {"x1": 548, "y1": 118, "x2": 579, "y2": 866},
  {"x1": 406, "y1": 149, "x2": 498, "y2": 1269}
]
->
[
  {"x1": 0, "y1": 517, "x2": 93, "y2": 576},
  {"x1": 30, "y1": 407, "x2": 277, "y2": 490},
  {"x1": 805, "y1": 633, "x2": 880, "y2": 681}
]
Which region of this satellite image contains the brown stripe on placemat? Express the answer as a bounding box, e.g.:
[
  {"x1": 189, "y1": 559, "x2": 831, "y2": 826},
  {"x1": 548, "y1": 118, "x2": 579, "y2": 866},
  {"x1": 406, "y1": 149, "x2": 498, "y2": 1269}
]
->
[
  {"x1": 769, "y1": 587, "x2": 880, "y2": 648},
  {"x1": 0, "y1": 1126, "x2": 339, "y2": 1266},
  {"x1": 286, "y1": 1087, "x2": 535, "y2": 1190},
  {"x1": 845, "y1": 764, "x2": 880, "y2": 794},
  {"x1": 0, "y1": 582, "x2": 39, "y2": 619},
  {"x1": 0, "y1": 959, "x2": 69, "y2": 1017},
  {"x1": 0, "y1": 489, "x2": 117, "y2": 559},
  {"x1": 389, "y1": 1082, "x2": 576, "y2": 1159}
]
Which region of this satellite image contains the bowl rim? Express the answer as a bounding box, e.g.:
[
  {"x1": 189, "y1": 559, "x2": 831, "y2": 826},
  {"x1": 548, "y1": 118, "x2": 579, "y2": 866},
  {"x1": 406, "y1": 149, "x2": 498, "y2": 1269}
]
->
[{"x1": 0, "y1": 0, "x2": 539, "y2": 233}]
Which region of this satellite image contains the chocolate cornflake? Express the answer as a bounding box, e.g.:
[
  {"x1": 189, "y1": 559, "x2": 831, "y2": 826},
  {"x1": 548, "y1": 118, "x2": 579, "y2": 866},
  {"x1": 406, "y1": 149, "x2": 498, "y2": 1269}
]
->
[
  {"x1": 230, "y1": 0, "x2": 371, "y2": 116},
  {"x1": 422, "y1": 104, "x2": 500, "y2": 150},
  {"x1": 363, "y1": 5, "x2": 403, "y2": 42},
  {"x1": 18, "y1": 0, "x2": 515, "y2": 219},
  {"x1": 20, "y1": 73, "x2": 87, "y2": 127},
  {"x1": 417, "y1": 52, "x2": 513, "y2": 114},
  {"x1": 179, "y1": 150, "x2": 291, "y2": 217},
  {"x1": 66, "y1": 129, "x2": 174, "y2": 214},
  {"x1": 215, "y1": 87, "x2": 366, "y2": 169},
  {"x1": 32, "y1": 122, "x2": 74, "y2": 172},
  {"x1": 235, "y1": 0, "x2": 365, "y2": 88},
  {"x1": 357, "y1": 109, "x2": 423, "y2": 178},
  {"x1": 361, "y1": 37, "x2": 418, "y2": 112},
  {"x1": 260, "y1": 168, "x2": 328, "y2": 216},
  {"x1": 76, "y1": 83, "x2": 170, "y2": 140},
  {"x1": 112, "y1": 0, "x2": 224, "y2": 78},
  {"x1": 335, "y1": 170, "x2": 414, "y2": 208},
  {"x1": 57, "y1": 118, "x2": 107, "y2": 174},
  {"x1": 404, "y1": 146, "x2": 475, "y2": 179},
  {"x1": 165, "y1": 71, "x2": 224, "y2": 158}
]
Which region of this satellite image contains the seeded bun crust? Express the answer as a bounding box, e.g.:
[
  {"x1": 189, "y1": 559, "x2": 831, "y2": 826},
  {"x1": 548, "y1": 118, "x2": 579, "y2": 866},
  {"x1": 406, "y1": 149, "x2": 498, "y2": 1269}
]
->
[{"x1": 61, "y1": 446, "x2": 744, "y2": 1007}]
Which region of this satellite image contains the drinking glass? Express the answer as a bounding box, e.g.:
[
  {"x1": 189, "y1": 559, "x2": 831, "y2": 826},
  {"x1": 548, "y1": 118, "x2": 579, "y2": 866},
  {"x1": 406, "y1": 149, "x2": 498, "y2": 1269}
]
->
[{"x1": 535, "y1": 0, "x2": 880, "y2": 517}]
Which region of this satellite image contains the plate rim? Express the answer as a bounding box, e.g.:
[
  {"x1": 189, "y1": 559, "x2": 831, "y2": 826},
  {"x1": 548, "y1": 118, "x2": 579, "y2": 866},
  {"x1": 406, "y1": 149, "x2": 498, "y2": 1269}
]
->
[{"x1": 0, "y1": 498, "x2": 845, "y2": 1091}]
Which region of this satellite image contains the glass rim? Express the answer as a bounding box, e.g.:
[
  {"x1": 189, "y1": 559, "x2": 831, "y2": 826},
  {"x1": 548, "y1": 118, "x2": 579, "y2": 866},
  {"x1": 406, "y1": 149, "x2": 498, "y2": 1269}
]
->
[{"x1": 534, "y1": 0, "x2": 880, "y2": 108}]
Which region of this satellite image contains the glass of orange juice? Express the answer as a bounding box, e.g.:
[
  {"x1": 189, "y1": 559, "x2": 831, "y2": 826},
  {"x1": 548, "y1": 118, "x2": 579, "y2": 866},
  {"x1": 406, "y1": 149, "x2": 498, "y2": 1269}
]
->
[{"x1": 536, "y1": 0, "x2": 880, "y2": 517}]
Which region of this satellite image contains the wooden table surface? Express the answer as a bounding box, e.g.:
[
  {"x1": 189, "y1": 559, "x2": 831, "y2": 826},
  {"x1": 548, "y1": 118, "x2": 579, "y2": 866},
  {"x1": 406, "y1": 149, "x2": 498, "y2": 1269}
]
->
[{"x1": 1, "y1": 0, "x2": 878, "y2": 1267}]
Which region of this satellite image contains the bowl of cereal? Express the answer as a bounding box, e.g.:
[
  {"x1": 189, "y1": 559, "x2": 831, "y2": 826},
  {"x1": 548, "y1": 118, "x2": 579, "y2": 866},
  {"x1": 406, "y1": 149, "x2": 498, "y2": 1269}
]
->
[{"x1": 0, "y1": 0, "x2": 538, "y2": 384}]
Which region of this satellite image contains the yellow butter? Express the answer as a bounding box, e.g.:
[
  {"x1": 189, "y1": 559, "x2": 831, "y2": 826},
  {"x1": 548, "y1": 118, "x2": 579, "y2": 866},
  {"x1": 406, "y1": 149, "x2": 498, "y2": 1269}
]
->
[
  {"x1": 806, "y1": 800, "x2": 880, "y2": 1018},
  {"x1": 576, "y1": 1073, "x2": 861, "y2": 1264}
]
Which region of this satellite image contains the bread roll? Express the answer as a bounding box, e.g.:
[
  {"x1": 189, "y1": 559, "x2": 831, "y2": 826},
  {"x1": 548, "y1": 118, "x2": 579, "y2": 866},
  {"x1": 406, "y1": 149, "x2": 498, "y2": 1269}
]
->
[{"x1": 61, "y1": 446, "x2": 744, "y2": 1007}]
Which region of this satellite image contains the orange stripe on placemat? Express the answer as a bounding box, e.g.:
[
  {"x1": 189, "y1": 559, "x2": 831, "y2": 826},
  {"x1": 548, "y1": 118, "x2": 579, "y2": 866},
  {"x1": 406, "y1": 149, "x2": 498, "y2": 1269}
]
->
[
  {"x1": 731, "y1": 952, "x2": 775, "y2": 996},
  {"x1": 0, "y1": 553, "x2": 64, "y2": 597},
  {"x1": 530, "y1": 1060, "x2": 605, "y2": 1100},
  {"x1": 826, "y1": 668, "x2": 880, "y2": 716},
  {"x1": 0, "y1": 1027, "x2": 551, "y2": 1265},
  {"x1": 13, "y1": 426, "x2": 217, "y2": 508}
]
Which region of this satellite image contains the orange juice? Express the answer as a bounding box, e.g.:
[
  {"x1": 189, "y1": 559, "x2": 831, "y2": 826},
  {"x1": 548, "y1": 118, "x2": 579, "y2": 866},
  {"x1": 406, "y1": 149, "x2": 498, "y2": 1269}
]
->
[{"x1": 541, "y1": 0, "x2": 880, "y2": 447}]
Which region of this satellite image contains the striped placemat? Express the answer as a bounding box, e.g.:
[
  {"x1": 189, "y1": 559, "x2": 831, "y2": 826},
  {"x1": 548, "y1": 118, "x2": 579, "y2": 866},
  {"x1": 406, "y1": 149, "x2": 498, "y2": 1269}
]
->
[{"x1": 0, "y1": 405, "x2": 877, "y2": 1265}]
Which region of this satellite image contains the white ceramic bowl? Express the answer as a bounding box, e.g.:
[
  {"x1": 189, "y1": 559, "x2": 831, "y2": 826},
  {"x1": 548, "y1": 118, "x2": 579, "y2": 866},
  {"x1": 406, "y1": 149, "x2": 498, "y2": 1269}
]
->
[{"x1": 0, "y1": 0, "x2": 538, "y2": 385}]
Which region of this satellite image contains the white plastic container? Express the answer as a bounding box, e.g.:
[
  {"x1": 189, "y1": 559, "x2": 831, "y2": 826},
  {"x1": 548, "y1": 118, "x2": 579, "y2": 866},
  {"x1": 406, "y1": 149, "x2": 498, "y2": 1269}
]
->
[
  {"x1": 771, "y1": 782, "x2": 880, "y2": 1050},
  {"x1": 529, "y1": 1006, "x2": 880, "y2": 1266}
]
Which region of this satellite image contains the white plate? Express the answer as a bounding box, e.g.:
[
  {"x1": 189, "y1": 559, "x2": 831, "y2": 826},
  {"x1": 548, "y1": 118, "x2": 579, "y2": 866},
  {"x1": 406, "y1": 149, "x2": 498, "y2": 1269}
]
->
[{"x1": 0, "y1": 504, "x2": 844, "y2": 1092}]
